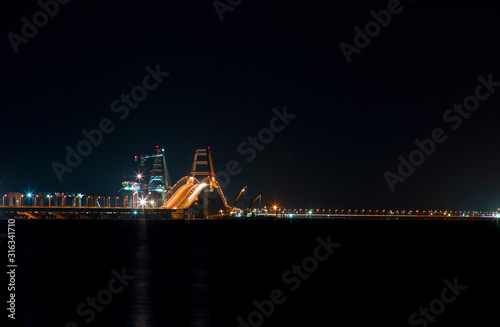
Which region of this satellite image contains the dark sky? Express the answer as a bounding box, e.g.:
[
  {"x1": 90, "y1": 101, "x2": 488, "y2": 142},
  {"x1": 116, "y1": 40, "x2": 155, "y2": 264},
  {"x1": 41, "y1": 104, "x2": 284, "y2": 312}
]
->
[{"x1": 1, "y1": 0, "x2": 499, "y2": 210}]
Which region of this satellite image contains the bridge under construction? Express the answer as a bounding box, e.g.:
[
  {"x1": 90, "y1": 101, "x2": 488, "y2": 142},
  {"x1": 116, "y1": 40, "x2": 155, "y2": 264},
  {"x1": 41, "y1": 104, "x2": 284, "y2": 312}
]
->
[
  {"x1": 1, "y1": 147, "x2": 498, "y2": 220},
  {"x1": 1, "y1": 147, "x2": 239, "y2": 219},
  {"x1": 127, "y1": 146, "x2": 232, "y2": 217}
]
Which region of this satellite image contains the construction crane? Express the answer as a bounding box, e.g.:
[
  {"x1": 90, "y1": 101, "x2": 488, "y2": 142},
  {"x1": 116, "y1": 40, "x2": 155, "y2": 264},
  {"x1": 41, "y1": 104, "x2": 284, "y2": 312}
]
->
[
  {"x1": 243, "y1": 193, "x2": 262, "y2": 216},
  {"x1": 229, "y1": 185, "x2": 247, "y2": 213}
]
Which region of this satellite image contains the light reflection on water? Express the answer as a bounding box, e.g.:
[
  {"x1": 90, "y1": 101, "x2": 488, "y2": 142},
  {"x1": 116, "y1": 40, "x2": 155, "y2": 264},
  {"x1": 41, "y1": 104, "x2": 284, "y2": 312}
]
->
[
  {"x1": 127, "y1": 220, "x2": 213, "y2": 327},
  {"x1": 129, "y1": 219, "x2": 152, "y2": 327},
  {"x1": 8, "y1": 218, "x2": 496, "y2": 326},
  {"x1": 189, "y1": 269, "x2": 210, "y2": 327},
  {"x1": 187, "y1": 238, "x2": 212, "y2": 327}
]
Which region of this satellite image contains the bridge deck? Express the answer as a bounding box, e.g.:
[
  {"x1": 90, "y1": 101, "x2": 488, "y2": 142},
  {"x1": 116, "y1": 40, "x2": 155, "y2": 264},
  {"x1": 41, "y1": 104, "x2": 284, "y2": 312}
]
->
[
  {"x1": 0, "y1": 206, "x2": 495, "y2": 221},
  {"x1": 0, "y1": 206, "x2": 175, "y2": 219}
]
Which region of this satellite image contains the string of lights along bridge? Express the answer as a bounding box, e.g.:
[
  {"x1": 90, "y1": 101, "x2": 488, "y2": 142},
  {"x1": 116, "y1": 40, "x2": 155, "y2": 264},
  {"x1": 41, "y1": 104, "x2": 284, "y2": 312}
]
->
[{"x1": 0, "y1": 147, "x2": 499, "y2": 219}]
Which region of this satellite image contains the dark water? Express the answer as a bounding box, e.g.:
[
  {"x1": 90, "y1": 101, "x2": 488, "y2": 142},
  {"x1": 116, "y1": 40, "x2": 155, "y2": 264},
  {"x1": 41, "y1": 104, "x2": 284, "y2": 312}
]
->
[{"x1": 2, "y1": 218, "x2": 499, "y2": 327}]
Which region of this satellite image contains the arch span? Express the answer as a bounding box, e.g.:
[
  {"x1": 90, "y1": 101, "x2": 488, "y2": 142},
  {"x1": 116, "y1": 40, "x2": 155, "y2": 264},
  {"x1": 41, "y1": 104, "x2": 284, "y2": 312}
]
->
[{"x1": 161, "y1": 176, "x2": 228, "y2": 210}]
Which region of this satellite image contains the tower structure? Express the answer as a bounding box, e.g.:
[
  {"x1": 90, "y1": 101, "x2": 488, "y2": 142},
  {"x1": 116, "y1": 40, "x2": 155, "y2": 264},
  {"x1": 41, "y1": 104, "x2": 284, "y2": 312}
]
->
[
  {"x1": 135, "y1": 146, "x2": 172, "y2": 207},
  {"x1": 189, "y1": 147, "x2": 215, "y2": 181}
]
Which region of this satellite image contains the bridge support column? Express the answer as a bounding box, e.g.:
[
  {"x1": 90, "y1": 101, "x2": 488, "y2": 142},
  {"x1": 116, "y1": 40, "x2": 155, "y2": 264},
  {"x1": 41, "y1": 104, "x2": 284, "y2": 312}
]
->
[
  {"x1": 203, "y1": 189, "x2": 209, "y2": 218},
  {"x1": 172, "y1": 209, "x2": 184, "y2": 219},
  {"x1": 203, "y1": 188, "x2": 217, "y2": 219}
]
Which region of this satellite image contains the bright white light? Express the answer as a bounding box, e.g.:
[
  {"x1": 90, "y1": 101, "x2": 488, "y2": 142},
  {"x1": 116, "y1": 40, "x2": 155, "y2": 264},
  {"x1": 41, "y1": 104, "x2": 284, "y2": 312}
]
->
[
  {"x1": 188, "y1": 183, "x2": 207, "y2": 201},
  {"x1": 27, "y1": 193, "x2": 32, "y2": 197},
  {"x1": 139, "y1": 198, "x2": 147, "y2": 206}
]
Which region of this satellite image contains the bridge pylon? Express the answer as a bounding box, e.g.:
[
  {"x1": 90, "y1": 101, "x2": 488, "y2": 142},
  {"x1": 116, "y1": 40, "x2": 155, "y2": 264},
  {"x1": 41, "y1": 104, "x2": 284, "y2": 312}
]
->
[
  {"x1": 189, "y1": 147, "x2": 216, "y2": 189},
  {"x1": 162, "y1": 147, "x2": 229, "y2": 213}
]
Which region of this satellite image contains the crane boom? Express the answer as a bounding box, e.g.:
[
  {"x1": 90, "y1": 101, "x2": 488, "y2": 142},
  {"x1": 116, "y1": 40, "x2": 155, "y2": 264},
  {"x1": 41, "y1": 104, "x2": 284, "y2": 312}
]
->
[
  {"x1": 230, "y1": 185, "x2": 247, "y2": 212},
  {"x1": 245, "y1": 193, "x2": 262, "y2": 209}
]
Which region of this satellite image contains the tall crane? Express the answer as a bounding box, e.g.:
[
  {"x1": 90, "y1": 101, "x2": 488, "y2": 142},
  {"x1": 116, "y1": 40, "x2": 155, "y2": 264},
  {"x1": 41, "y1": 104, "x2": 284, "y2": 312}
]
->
[
  {"x1": 229, "y1": 185, "x2": 247, "y2": 213},
  {"x1": 243, "y1": 193, "x2": 262, "y2": 216}
]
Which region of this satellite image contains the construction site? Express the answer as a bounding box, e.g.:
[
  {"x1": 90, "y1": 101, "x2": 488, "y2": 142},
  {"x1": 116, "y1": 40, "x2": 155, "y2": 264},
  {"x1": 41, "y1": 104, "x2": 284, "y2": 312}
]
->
[{"x1": 0, "y1": 146, "x2": 262, "y2": 219}]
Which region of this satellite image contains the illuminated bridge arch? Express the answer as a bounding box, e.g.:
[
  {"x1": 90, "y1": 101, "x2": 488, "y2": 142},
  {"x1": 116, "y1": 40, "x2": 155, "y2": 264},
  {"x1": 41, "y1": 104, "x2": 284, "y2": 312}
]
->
[
  {"x1": 161, "y1": 148, "x2": 229, "y2": 210},
  {"x1": 162, "y1": 176, "x2": 228, "y2": 210}
]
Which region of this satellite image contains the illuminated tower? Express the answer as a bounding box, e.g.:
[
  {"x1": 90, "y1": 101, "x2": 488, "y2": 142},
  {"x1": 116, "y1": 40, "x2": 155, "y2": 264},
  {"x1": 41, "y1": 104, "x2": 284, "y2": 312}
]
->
[{"x1": 135, "y1": 146, "x2": 172, "y2": 207}]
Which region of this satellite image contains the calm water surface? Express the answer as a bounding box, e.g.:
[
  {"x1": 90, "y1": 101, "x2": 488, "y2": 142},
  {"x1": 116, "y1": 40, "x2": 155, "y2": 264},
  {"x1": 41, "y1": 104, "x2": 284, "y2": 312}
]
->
[{"x1": 2, "y1": 218, "x2": 499, "y2": 326}]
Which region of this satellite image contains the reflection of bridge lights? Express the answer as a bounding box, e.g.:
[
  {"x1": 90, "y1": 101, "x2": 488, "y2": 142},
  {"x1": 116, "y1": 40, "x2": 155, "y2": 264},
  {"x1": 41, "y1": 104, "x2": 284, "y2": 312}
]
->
[{"x1": 133, "y1": 211, "x2": 138, "y2": 215}]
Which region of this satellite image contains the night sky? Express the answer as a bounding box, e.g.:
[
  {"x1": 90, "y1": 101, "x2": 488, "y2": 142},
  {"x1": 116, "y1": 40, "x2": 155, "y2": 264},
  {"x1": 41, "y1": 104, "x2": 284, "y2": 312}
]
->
[{"x1": 1, "y1": 0, "x2": 499, "y2": 210}]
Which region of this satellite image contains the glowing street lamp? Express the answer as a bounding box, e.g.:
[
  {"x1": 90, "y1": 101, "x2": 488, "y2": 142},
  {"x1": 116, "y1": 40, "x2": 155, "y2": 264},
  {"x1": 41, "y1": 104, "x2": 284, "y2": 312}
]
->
[{"x1": 136, "y1": 173, "x2": 144, "y2": 204}]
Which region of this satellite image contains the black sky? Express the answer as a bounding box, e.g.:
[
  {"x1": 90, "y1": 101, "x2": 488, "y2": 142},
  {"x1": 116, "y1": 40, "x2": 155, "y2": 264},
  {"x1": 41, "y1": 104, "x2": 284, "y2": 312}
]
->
[{"x1": 1, "y1": 0, "x2": 499, "y2": 210}]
